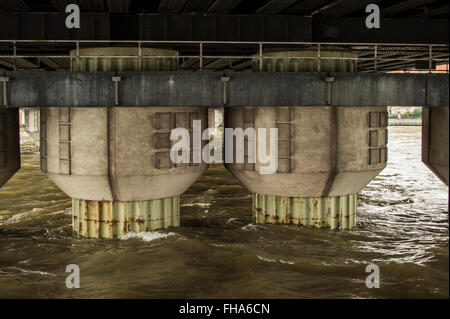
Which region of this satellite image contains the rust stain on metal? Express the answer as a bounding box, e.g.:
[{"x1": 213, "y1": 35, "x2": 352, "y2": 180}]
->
[{"x1": 71, "y1": 197, "x2": 181, "y2": 238}]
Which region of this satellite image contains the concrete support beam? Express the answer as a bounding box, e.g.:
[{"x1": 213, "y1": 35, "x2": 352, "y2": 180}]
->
[
  {"x1": 2, "y1": 72, "x2": 448, "y2": 108},
  {"x1": 422, "y1": 106, "x2": 449, "y2": 185},
  {"x1": 0, "y1": 107, "x2": 20, "y2": 188}
]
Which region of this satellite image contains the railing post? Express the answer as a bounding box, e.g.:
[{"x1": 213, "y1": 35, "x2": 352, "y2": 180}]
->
[
  {"x1": 76, "y1": 41, "x2": 80, "y2": 71},
  {"x1": 259, "y1": 43, "x2": 263, "y2": 72},
  {"x1": 138, "y1": 41, "x2": 142, "y2": 71},
  {"x1": 374, "y1": 44, "x2": 378, "y2": 73},
  {"x1": 200, "y1": 42, "x2": 203, "y2": 70},
  {"x1": 13, "y1": 41, "x2": 16, "y2": 72},
  {"x1": 0, "y1": 76, "x2": 10, "y2": 107},
  {"x1": 429, "y1": 45, "x2": 433, "y2": 73},
  {"x1": 112, "y1": 76, "x2": 121, "y2": 106},
  {"x1": 317, "y1": 43, "x2": 321, "y2": 72}
]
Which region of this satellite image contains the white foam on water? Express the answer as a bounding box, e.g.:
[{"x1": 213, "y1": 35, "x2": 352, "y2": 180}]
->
[
  {"x1": 257, "y1": 256, "x2": 295, "y2": 265},
  {"x1": 181, "y1": 202, "x2": 211, "y2": 208},
  {"x1": 242, "y1": 223, "x2": 259, "y2": 231},
  {"x1": 226, "y1": 217, "x2": 239, "y2": 223},
  {"x1": 279, "y1": 259, "x2": 295, "y2": 265},
  {"x1": 7, "y1": 266, "x2": 56, "y2": 277},
  {"x1": 119, "y1": 231, "x2": 176, "y2": 242},
  {"x1": 257, "y1": 256, "x2": 277, "y2": 263}
]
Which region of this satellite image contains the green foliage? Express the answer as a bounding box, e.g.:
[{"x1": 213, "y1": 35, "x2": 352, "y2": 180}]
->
[
  {"x1": 403, "y1": 108, "x2": 422, "y2": 119},
  {"x1": 411, "y1": 108, "x2": 422, "y2": 119}
]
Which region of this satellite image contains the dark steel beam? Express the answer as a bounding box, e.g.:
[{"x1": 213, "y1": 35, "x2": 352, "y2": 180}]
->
[
  {"x1": 180, "y1": 58, "x2": 199, "y2": 69},
  {"x1": 0, "y1": 0, "x2": 29, "y2": 11},
  {"x1": 1, "y1": 71, "x2": 447, "y2": 107},
  {"x1": 0, "y1": 12, "x2": 447, "y2": 44},
  {"x1": 203, "y1": 58, "x2": 238, "y2": 70},
  {"x1": 382, "y1": 0, "x2": 436, "y2": 17},
  {"x1": 285, "y1": 0, "x2": 330, "y2": 14},
  {"x1": 139, "y1": 14, "x2": 311, "y2": 41},
  {"x1": 158, "y1": 0, "x2": 189, "y2": 13},
  {"x1": 412, "y1": 3, "x2": 449, "y2": 17},
  {"x1": 51, "y1": 0, "x2": 76, "y2": 12},
  {"x1": 256, "y1": 0, "x2": 299, "y2": 14},
  {"x1": 183, "y1": 0, "x2": 215, "y2": 13},
  {"x1": 314, "y1": 0, "x2": 383, "y2": 17},
  {"x1": 106, "y1": 0, "x2": 132, "y2": 13},
  {"x1": 207, "y1": 0, "x2": 243, "y2": 13},
  {"x1": 0, "y1": 12, "x2": 110, "y2": 39},
  {"x1": 79, "y1": 0, "x2": 106, "y2": 12},
  {"x1": 0, "y1": 59, "x2": 15, "y2": 69},
  {"x1": 231, "y1": 59, "x2": 252, "y2": 71},
  {"x1": 312, "y1": 17, "x2": 448, "y2": 43}
]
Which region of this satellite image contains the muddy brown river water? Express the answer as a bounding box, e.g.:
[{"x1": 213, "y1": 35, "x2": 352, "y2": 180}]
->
[{"x1": 0, "y1": 126, "x2": 448, "y2": 298}]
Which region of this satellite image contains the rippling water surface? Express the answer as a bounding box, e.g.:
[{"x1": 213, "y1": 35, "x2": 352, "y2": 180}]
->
[{"x1": 0, "y1": 126, "x2": 448, "y2": 298}]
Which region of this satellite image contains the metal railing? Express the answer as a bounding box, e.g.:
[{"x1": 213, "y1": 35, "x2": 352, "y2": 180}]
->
[
  {"x1": 0, "y1": 40, "x2": 448, "y2": 73},
  {"x1": 388, "y1": 118, "x2": 422, "y2": 126}
]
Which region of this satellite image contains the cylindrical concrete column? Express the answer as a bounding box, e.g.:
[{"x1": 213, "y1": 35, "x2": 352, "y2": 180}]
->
[
  {"x1": 422, "y1": 106, "x2": 449, "y2": 185},
  {"x1": 41, "y1": 48, "x2": 208, "y2": 238},
  {"x1": 225, "y1": 49, "x2": 388, "y2": 230},
  {"x1": 0, "y1": 108, "x2": 20, "y2": 188}
]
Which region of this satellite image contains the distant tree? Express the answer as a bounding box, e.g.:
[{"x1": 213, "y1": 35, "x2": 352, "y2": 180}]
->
[{"x1": 411, "y1": 108, "x2": 422, "y2": 119}]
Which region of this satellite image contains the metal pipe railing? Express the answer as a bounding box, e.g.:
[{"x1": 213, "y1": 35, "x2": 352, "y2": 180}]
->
[{"x1": 0, "y1": 40, "x2": 448, "y2": 73}]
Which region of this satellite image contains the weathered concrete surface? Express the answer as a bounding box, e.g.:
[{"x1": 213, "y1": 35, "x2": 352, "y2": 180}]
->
[
  {"x1": 70, "y1": 47, "x2": 179, "y2": 72},
  {"x1": 42, "y1": 106, "x2": 208, "y2": 201},
  {"x1": 0, "y1": 108, "x2": 20, "y2": 187},
  {"x1": 422, "y1": 106, "x2": 449, "y2": 185},
  {"x1": 253, "y1": 50, "x2": 358, "y2": 72},
  {"x1": 2, "y1": 72, "x2": 448, "y2": 108},
  {"x1": 225, "y1": 106, "x2": 387, "y2": 198}
]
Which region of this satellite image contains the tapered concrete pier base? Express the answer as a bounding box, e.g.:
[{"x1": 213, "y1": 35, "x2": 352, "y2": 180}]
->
[{"x1": 253, "y1": 194, "x2": 357, "y2": 229}]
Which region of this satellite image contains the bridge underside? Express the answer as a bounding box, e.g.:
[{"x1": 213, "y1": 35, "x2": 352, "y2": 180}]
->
[
  {"x1": 0, "y1": 0, "x2": 449, "y2": 73},
  {"x1": 0, "y1": 0, "x2": 448, "y2": 237}
]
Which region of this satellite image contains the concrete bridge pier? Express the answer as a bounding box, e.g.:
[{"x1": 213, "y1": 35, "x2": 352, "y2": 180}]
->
[
  {"x1": 40, "y1": 48, "x2": 208, "y2": 238},
  {"x1": 422, "y1": 106, "x2": 449, "y2": 186},
  {"x1": 225, "y1": 49, "x2": 388, "y2": 229},
  {"x1": 23, "y1": 108, "x2": 40, "y2": 147},
  {"x1": 0, "y1": 108, "x2": 20, "y2": 188}
]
